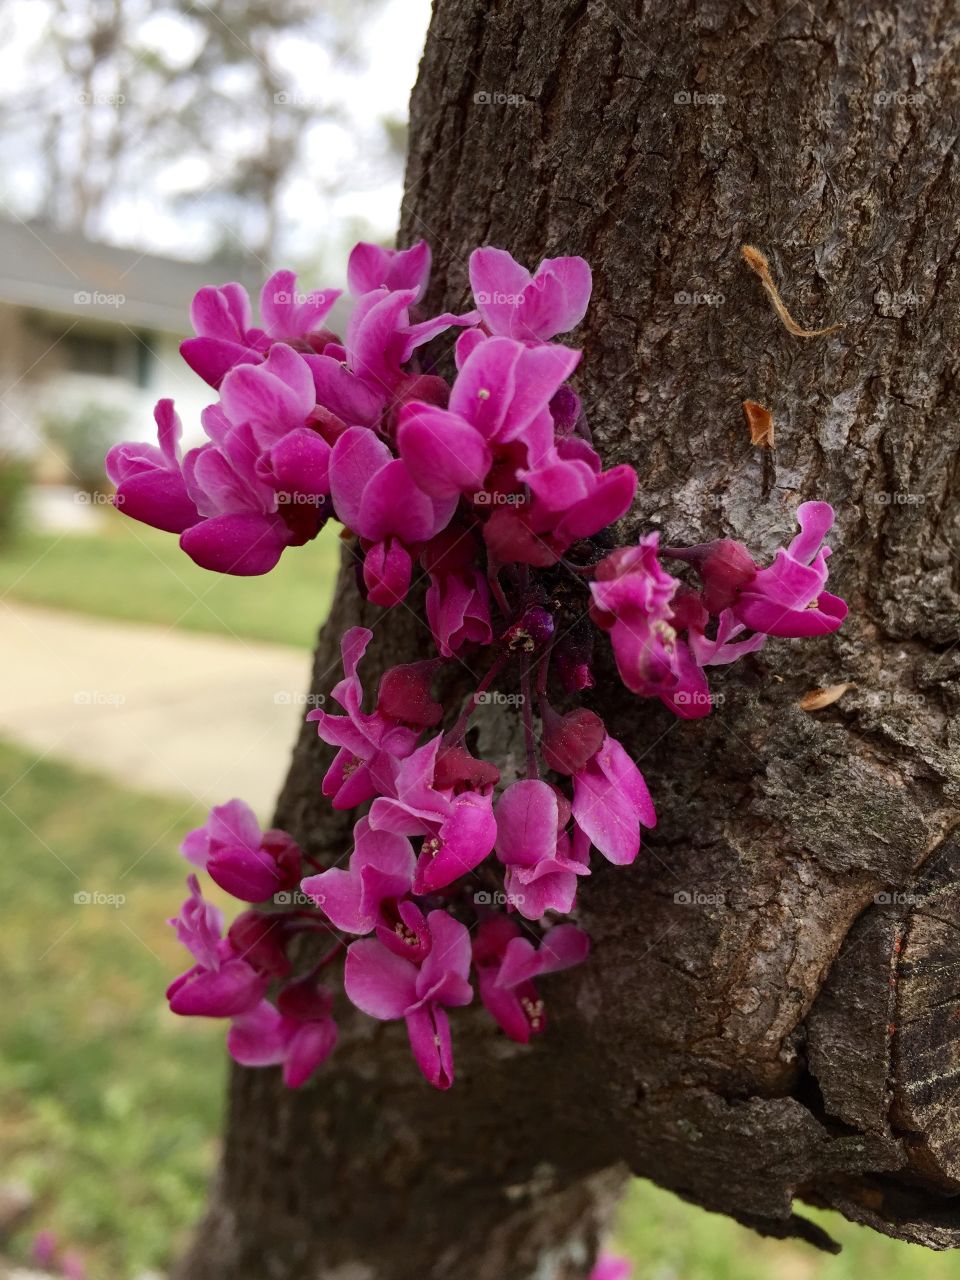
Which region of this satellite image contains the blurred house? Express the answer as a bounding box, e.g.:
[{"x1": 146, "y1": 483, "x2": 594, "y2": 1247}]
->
[{"x1": 0, "y1": 215, "x2": 261, "y2": 489}]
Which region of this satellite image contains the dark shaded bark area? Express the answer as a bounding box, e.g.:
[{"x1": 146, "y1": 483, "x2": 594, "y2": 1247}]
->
[{"x1": 177, "y1": 1, "x2": 960, "y2": 1276}]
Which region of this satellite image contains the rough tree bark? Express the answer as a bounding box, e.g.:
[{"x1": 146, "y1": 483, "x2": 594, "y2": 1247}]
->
[{"x1": 176, "y1": 2, "x2": 960, "y2": 1276}]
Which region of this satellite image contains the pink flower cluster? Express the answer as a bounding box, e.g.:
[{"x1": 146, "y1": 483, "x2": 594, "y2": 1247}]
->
[{"x1": 109, "y1": 240, "x2": 847, "y2": 1091}]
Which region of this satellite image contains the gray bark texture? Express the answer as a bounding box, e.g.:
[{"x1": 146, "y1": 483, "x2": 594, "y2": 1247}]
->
[{"x1": 176, "y1": 1, "x2": 960, "y2": 1276}]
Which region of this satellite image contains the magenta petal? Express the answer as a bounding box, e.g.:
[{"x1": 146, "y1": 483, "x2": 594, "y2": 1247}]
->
[
  {"x1": 573, "y1": 737, "x2": 656, "y2": 866},
  {"x1": 344, "y1": 937, "x2": 418, "y2": 1019},
  {"x1": 180, "y1": 514, "x2": 289, "y2": 576},
  {"x1": 494, "y1": 937, "x2": 542, "y2": 989},
  {"x1": 494, "y1": 780, "x2": 559, "y2": 867},
  {"x1": 114, "y1": 469, "x2": 200, "y2": 534},
  {"x1": 226, "y1": 1000, "x2": 287, "y2": 1065},
  {"x1": 328, "y1": 427, "x2": 393, "y2": 529},
  {"x1": 260, "y1": 270, "x2": 340, "y2": 341},
  {"x1": 190, "y1": 282, "x2": 252, "y2": 340},
  {"x1": 507, "y1": 865, "x2": 580, "y2": 919},
  {"x1": 499, "y1": 343, "x2": 581, "y2": 440},
  {"x1": 599, "y1": 736, "x2": 657, "y2": 827},
  {"x1": 736, "y1": 588, "x2": 847, "y2": 638},
  {"x1": 405, "y1": 1003, "x2": 454, "y2": 1089},
  {"x1": 537, "y1": 923, "x2": 591, "y2": 975},
  {"x1": 307, "y1": 353, "x2": 384, "y2": 426},
  {"x1": 180, "y1": 337, "x2": 260, "y2": 388},
  {"x1": 260, "y1": 428, "x2": 330, "y2": 498},
  {"x1": 207, "y1": 848, "x2": 282, "y2": 903},
  {"x1": 516, "y1": 256, "x2": 592, "y2": 339},
  {"x1": 478, "y1": 970, "x2": 532, "y2": 1043},
  {"x1": 168, "y1": 959, "x2": 267, "y2": 1017},
  {"x1": 360, "y1": 459, "x2": 438, "y2": 542},
  {"x1": 469, "y1": 246, "x2": 531, "y2": 333},
  {"x1": 220, "y1": 343, "x2": 314, "y2": 434},
  {"x1": 413, "y1": 795, "x2": 497, "y2": 893},
  {"x1": 554, "y1": 465, "x2": 637, "y2": 543},
  {"x1": 416, "y1": 911, "x2": 473, "y2": 1007},
  {"x1": 304, "y1": 866, "x2": 370, "y2": 932},
  {"x1": 789, "y1": 501, "x2": 835, "y2": 563},
  {"x1": 208, "y1": 798, "x2": 262, "y2": 850},
  {"x1": 397, "y1": 403, "x2": 492, "y2": 498},
  {"x1": 347, "y1": 288, "x2": 416, "y2": 390},
  {"x1": 348, "y1": 240, "x2": 431, "y2": 301},
  {"x1": 364, "y1": 538, "x2": 413, "y2": 607},
  {"x1": 282, "y1": 1020, "x2": 338, "y2": 1088},
  {"x1": 448, "y1": 336, "x2": 522, "y2": 438}
]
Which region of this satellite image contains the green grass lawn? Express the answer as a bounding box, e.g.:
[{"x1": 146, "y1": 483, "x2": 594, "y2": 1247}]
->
[
  {"x1": 3, "y1": 736, "x2": 959, "y2": 1279},
  {"x1": 0, "y1": 738, "x2": 223, "y2": 1276},
  {"x1": 0, "y1": 513, "x2": 340, "y2": 648}
]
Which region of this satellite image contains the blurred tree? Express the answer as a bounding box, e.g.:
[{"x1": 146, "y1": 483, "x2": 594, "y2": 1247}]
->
[{"x1": 0, "y1": 0, "x2": 383, "y2": 264}]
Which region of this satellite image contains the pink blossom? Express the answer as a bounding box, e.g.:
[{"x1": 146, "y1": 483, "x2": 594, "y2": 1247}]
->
[
  {"x1": 180, "y1": 271, "x2": 340, "y2": 387},
  {"x1": 181, "y1": 799, "x2": 302, "y2": 903},
  {"x1": 105, "y1": 399, "x2": 200, "y2": 534},
  {"x1": 329, "y1": 426, "x2": 457, "y2": 604},
  {"x1": 228, "y1": 979, "x2": 337, "y2": 1088},
  {"x1": 469, "y1": 246, "x2": 592, "y2": 342},
  {"x1": 397, "y1": 336, "x2": 580, "y2": 499},
  {"x1": 368, "y1": 735, "x2": 498, "y2": 894},
  {"x1": 494, "y1": 780, "x2": 590, "y2": 919},
  {"x1": 666, "y1": 503, "x2": 847, "y2": 638},
  {"x1": 422, "y1": 526, "x2": 493, "y2": 656},
  {"x1": 301, "y1": 817, "x2": 431, "y2": 960},
  {"x1": 227, "y1": 910, "x2": 293, "y2": 977},
  {"x1": 344, "y1": 286, "x2": 476, "y2": 396},
  {"x1": 571, "y1": 735, "x2": 656, "y2": 866},
  {"x1": 344, "y1": 909, "x2": 473, "y2": 1089},
  {"x1": 179, "y1": 413, "x2": 322, "y2": 576},
  {"x1": 347, "y1": 239, "x2": 432, "y2": 301},
  {"x1": 540, "y1": 704, "x2": 606, "y2": 776},
  {"x1": 734, "y1": 501, "x2": 847, "y2": 637},
  {"x1": 166, "y1": 878, "x2": 268, "y2": 1017},
  {"x1": 590, "y1": 534, "x2": 712, "y2": 719},
  {"x1": 308, "y1": 627, "x2": 422, "y2": 809},
  {"x1": 472, "y1": 917, "x2": 589, "y2": 1042}
]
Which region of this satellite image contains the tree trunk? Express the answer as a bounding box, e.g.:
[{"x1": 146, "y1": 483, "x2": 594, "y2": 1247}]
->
[{"x1": 176, "y1": 1, "x2": 960, "y2": 1275}]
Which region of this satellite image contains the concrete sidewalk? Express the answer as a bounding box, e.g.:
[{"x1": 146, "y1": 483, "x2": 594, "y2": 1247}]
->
[{"x1": 0, "y1": 601, "x2": 316, "y2": 818}]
